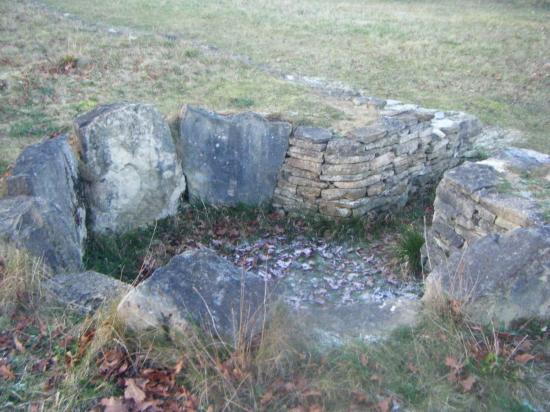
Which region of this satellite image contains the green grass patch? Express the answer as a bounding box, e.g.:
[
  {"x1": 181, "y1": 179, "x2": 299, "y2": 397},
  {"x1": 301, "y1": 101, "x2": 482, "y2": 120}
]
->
[
  {"x1": 8, "y1": 110, "x2": 58, "y2": 138},
  {"x1": 0, "y1": 159, "x2": 10, "y2": 175},
  {"x1": 394, "y1": 225, "x2": 425, "y2": 277},
  {"x1": 229, "y1": 96, "x2": 255, "y2": 108},
  {"x1": 320, "y1": 313, "x2": 550, "y2": 411}
]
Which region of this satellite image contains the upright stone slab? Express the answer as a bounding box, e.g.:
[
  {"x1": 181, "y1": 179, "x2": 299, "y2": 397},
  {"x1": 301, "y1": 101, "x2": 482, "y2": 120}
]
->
[
  {"x1": 424, "y1": 226, "x2": 550, "y2": 326},
  {"x1": 180, "y1": 106, "x2": 291, "y2": 205},
  {"x1": 0, "y1": 196, "x2": 83, "y2": 272},
  {"x1": 7, "y1": 135, "x2": 86, "y2": 253},
  {"x1": 75, "y1": 103, "x2": 186, "y2": 233}
]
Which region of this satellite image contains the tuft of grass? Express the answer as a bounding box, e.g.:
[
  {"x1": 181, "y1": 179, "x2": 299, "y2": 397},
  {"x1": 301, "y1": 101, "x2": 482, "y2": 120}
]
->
[
  {"x1": 8, "y1": 110, "x2": 58, "y2": 138},
  {"x1": 0, "y1": 242, "x2": 49, "y2": 313},
  {"x1": 472, "y1": 148, "x2": 490, "y2": 161},
  {"x1": 84, "y1": 226, "x2": 159, "y2": 282},
  {"x1": 394, "y1": 225, "x2": 424, "y2": 277},
  {"x1": 184, "y1": 48, "x2": 200, "y2": 58},
  {"x1": 57, "y1": 54, "x2": 78, "y2": 72},
  {"x1": 229, "y1": 96, "x2": 255, "y2": 108}
]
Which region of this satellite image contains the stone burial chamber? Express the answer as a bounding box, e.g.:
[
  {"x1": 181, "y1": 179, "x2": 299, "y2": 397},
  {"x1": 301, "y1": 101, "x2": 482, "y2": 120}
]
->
[{"x1": 2, "y1": 94, "x2": 549, "y2": 344}]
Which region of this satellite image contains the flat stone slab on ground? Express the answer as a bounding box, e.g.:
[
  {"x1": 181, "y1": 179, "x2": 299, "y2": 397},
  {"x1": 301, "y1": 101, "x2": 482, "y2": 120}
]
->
[
  {"x1": 43, "y1": 271, "x2": 130, "y2": 314},
  {"x1": 117, "y1": 248, "x2": 267, "y2": 343},
  {"x1": 300, "y1": 298, "x2": 420, "y2": 348}
]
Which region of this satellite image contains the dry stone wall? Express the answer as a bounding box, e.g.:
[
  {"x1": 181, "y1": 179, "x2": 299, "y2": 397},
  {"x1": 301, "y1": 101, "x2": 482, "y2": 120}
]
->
[
  {"x1": 273, "y1": 102, "x2": 482, "y2": 217},
  {"x1": 0, "y1": 98, "x2": 486, "y2": 272}
]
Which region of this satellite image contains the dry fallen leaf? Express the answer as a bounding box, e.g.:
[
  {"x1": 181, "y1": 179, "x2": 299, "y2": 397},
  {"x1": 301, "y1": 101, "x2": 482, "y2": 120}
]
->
[
  {"x1": 514, "y1": 353, "x2": 535, "y2": 364},
  {"x1": 78, "y1": 328, "x2": 95, "y2": 357},
  {"x1": 0, "y1": 364, "x2": 15, "y2": 380},
  {"x1": 98, "y1": 348, "x2": 129, "y2": 378},
  {"x1": 370, "y1": 374, "x2": 382, "y2": 383},
  {"x1": 407, "y1": 362, "x2": 419, "y2": 374},
  {"x1": 460, "y1": 375, "x2": 476, "y2": 392},
  {"x1": 377, "y1": 397, "x2": 392, "y2": 412},
  {"x1": 260, "y1": 390, "x2": 274, "y2": 406},
  {"x1": 174, "y1": 358, "x2": 185, "y2": 374},
  {"x1": 101, "y1": 396, "x2": 129, "y2": 412},
  {"x1": 13, "y1": 336, "x2": 25, "y2": 353},
  {"x1": 445, "y1": 356, "x2": 462, "y2": 371},
  {"x1": 124, "y1": 378, "x2": 147, "y2": 404},
  {"x1": 352, "y1": 390, "x2": 368, "y2": 404}
]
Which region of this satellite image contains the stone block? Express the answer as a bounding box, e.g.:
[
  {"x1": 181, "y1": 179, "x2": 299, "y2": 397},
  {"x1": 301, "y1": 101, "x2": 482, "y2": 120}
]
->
[{"x1": 321, "y1": 187, "x2": 367, "y2": 201}]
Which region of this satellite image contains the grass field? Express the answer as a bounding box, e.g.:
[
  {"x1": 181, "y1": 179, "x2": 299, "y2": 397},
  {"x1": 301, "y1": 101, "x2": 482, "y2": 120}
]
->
[
  {"x1": 40, "y1": 0, "x2": 550, "y2": 152},
  {"x1": 1, "y1": 0, "x2": 548, "y2": 173},
  {"x1": 0, "y1": 0, "x2": 351, "y2": 173}
]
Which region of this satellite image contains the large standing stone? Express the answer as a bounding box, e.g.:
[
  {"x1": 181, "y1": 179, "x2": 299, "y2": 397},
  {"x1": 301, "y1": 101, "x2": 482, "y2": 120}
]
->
[
  {"x1": 117, "y1": 249, "x2": 267, "y2": 342},
  {"x1": 75, "y1": 103, "x2": 186, "y2": 233},
  {"x1": 423, "y1": 226, "x2": 550, "y2": 326},
  {"x1": 7, "y1": 135, "x2": 86, "y2": 252},
  {"x1": 179, "y1": 106, "x2": 291, "y2": 205},
  {"x1": 0, "y1": 196, "x2": 83, "y2": 272}
]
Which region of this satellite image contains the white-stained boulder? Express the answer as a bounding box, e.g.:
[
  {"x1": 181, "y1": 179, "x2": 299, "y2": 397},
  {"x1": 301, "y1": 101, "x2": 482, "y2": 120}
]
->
[{"x1": 75, "y1": 103, "x2": 186, "y2": 233}]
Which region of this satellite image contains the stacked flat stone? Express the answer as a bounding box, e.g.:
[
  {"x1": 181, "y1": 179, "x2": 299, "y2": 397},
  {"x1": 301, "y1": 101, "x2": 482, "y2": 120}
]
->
[
  {"x1": 273, "y1": 101, "x2": 483, "y2": 218},
  {"x1": 424, "y1": 147, "x2": 550, "y2": 269},
  {"x1": 272, "y1": 126, "x2": 331, "y2": 212},
  {"x1": 319, "y1": 107, "x2": 435, "y2": 217}
]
